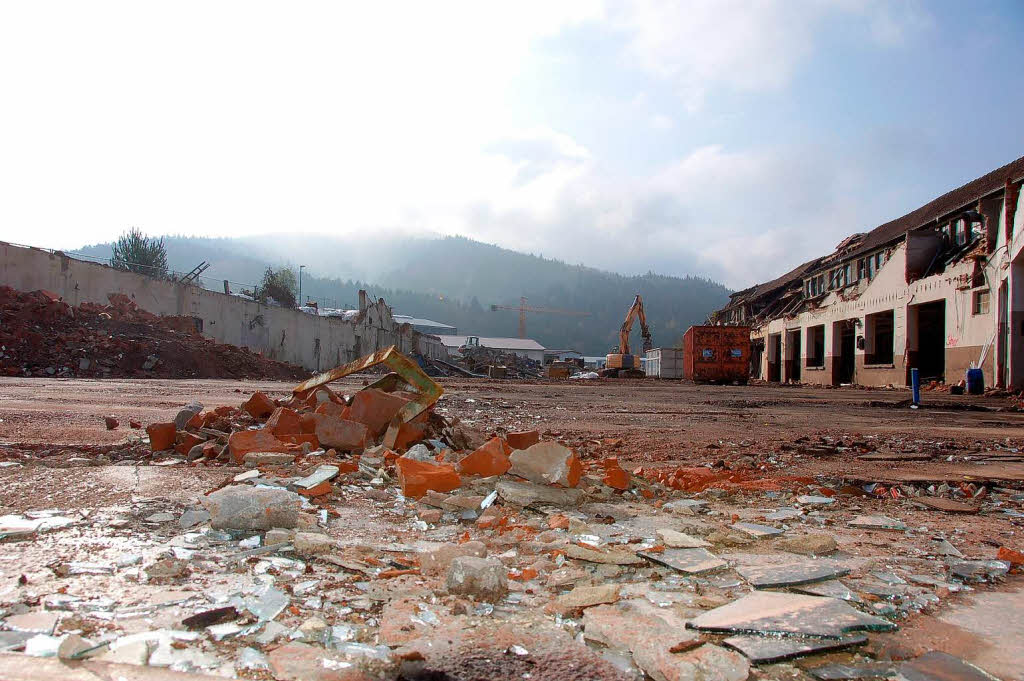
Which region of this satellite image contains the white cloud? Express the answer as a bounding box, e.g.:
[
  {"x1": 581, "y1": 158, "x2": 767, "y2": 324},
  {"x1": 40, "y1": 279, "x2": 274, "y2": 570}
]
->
[{"x1": 608, "y1": 0, "x2": 933, "y2": 109}]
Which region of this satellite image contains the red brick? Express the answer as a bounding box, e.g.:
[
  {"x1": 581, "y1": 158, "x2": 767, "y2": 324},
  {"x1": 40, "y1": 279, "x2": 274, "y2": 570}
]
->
[
  {"x1": 104, "y1": 416, "x2": 119, "y2": 430},
  {"x1": 297, "y1": 481, "x2": 333, "y2": 497},
  {"x1": 313, "y1": 414, "x2": 369, "y2": 451},
  {"x1": 175, "y1": 432, "x2": 205, "y2": 456},
  {"x1": 146, "y1": 422, "x2": 176, "y2": 451},
  {"x1": 314, "y1": 402, "x2": 347, "y2": 419},
  {"x1": 241, "y1": 391, "x2": 275, "y2": 418},
  {"x1": 299, "y1": 412, "x2": 318, "y2": 434},
  {"x1": 395, "y1": 457, "x2": 461, "y2": 499},
  {"x1": 506, "y1": 430, "x2": 540, "y2": 450},
  {"x1": 348, "y1": 389, "x2": 411, "y2": 437},
  {"x1": 458, "y1": 437, "x2": 512, "y2": 477},
  {"x1": 227, "y1": 430, "x2": 289, "y2": 464},
  {"x1": 266, "y1": 407, "x2": 302, "y2": 436},
  {"x1": 393, "y1": 421, "x2": 428, "y2": 452},
  {"x1": 280, "y1": 433, "x2": 319, "y2": 448},
  {"x1": 129, "y1": 419, "x2": 142, "y2": 429},
  {"x1": 185, "y1": 411, "x2": 205, "y2": 430},
  {"x1": 998, "y1": 546, "x2": 1024, "y2": 565}
]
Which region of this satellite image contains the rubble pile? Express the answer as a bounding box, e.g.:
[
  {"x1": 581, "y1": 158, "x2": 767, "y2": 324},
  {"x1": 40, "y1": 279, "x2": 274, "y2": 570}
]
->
[
  {"x1": 0, "y1": 349, "x2": 1021, "y2": 680},
  {"x1": 0, "y1": 287, "x2": 307, "y2": 380},
  {"x1": 455, "y1": 345, "x2": 544, "y2": 378}
]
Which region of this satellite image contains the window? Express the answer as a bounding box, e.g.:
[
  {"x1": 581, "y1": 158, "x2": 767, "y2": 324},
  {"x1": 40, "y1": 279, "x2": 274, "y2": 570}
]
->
[
  {"x1": 875, "y1": 252, "x2": 884, "y2": 271},
  {"x1": 865, "y1": 310, "x2": 895, "y2": 365},
  {"x1": 843, "y1": 264, "x2": 851, "y2": 286},
  {"x1": 806, "y1": 325, "x2": 825, "y2": 368},
  {"x1": 973, "y1": 289, "x2": 990, "y2": 315},
  {"x1": 867, "y1": 255, "x2": 875, "y2": 278},
  {"x1": 857, "y1": 259, "x2": 867, "y2": 280},
  {"x1": 955, "y1": 219, "x2": 966, "y2": 245}
]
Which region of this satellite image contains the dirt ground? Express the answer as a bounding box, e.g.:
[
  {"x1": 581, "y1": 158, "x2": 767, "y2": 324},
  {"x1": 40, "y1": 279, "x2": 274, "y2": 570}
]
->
[{"x1": 0, "y1": 376, "x2": 1022, "y2": 680}]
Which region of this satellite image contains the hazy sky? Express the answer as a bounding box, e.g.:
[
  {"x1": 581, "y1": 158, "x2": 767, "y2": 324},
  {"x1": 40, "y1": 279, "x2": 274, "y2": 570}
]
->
[{"x1": 2, "y1": 1, "x2": 1023, "y2": 288}]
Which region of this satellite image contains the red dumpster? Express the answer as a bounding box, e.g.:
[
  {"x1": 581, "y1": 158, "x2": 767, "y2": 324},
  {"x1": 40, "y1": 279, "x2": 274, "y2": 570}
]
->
[{"x1": 682, "y1": 326, "x2": 751, "y2": 383}]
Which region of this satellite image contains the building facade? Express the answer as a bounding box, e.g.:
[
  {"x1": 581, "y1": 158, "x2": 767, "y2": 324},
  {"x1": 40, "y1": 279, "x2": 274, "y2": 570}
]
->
[{"x1": 715, "y1": 156, "x2": 1024, "y2": 390}]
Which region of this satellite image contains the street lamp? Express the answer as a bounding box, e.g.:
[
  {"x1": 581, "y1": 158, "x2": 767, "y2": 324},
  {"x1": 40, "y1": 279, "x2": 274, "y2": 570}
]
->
[{"x1": 299, "y1": 265, "x2": 306, "y2": 307}]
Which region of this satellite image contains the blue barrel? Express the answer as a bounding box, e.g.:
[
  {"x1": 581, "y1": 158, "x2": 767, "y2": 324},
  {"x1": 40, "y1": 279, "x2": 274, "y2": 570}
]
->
[{"x1": 966, "y1": 368, "x2": 984, "y2": 395}]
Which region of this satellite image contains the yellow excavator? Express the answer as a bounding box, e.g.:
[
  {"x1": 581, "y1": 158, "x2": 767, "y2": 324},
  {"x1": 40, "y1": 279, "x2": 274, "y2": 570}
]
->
[{"x1": 601, "y1": 294, "x2": 653, "y2": 378}]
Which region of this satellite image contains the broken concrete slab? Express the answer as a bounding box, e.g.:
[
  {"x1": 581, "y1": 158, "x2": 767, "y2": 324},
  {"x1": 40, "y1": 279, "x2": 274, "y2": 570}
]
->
[
  {"x1": 495, "y1": 479, "x2": 584, "y2": 507},
  {"x1": 445, "y1": 556, "x2": 508, "y2": 602},
  {"x1": 899, "y1": 651, "x2": 1001, "y2": 681},
  {"x1": 689, "y1": 591, "x2": 896, "y2": 637},
  {"x1": 914, "y1": 497, "x2": 980, "y2": 514},
  {"x1": 723, "y1": 633, "x2": 867, "y2": 663},
  {"x1": 291, "y1": 465, "x2": 340, "y2": 491},
  {"x1": 508, "y1": 441, "x2": 582, "y2": 487},
  {"x1": 549, "y1": 583, "x2": 620, "y2": 615},
  {"x1": 777, "y1": 533, "x2": 838, "y2": 555},
  {"x1": 201, "y1": 485, "x2": 303, "y2": 530},
  {"x1": 657, "y1": 528, "x2": 711, "y2": 548},
  {"x1": 792, "y1": 579, "x2": 861, "y2": 602},
  {"x1": 730, "y1": 522, "x2": 785, "y2": 538},
  {"x1": 639, "y1": 547, "x2": 727, "y2": 574},
  {"x1": 736, "y1": 561, "x2": 850, "y2": 588},
  {"x1": 808, "y1": 662, "x2": 901, "y2": 680},
  {"x1": 847, "y1": 515, "x2": 907, "y2": 531},
  {"x1": 566, "y1": 544, "x2": 645, "y2": 565}
]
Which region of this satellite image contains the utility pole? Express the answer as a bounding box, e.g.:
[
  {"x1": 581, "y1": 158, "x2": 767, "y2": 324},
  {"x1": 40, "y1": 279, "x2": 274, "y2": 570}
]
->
[{"x1": 299, "y1": 265, "x2": 306, "y2": 307}]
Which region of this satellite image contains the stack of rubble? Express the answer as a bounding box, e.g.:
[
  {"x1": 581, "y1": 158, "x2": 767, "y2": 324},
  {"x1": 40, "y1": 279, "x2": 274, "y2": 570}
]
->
[
  {"x1": 0, "y1": 287, "x2": 306, "y2": 380},
  {"x1": 0, "y1": 349, "x2": 1020, "y2": 680},
  {"x1": 455, "y1": 345, "x2": 543, "y2": 378}
]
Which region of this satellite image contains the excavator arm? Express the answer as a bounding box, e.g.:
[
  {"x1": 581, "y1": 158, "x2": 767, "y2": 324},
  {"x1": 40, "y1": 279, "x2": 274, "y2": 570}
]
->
[{"x1": 618, "y1": 294, "x2": 653, "y2": 355}]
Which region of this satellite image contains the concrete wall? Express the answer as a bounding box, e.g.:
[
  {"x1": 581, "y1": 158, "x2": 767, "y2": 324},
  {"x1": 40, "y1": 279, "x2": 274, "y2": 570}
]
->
[{"x1": 0, "y1": 241, "x2": 446, "y2": 372}]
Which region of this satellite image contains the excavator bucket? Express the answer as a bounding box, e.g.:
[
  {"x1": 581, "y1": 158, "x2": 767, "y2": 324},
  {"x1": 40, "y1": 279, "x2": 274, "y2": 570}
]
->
[{"x1": 292, "y1": 345, "x2": 444, "y2": 449}]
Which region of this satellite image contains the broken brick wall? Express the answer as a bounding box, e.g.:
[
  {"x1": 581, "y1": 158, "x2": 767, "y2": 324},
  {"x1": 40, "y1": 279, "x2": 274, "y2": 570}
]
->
[{"x1": 0, "y1": 240, "x2": 418, "y2": 372}]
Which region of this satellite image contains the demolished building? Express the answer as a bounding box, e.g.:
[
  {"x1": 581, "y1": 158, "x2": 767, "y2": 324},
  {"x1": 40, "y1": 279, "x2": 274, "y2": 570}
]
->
[
  {"x1": 0, "y1": 241, "x2": 448, "y2": 372},
  {"x1": 716, "y1": 155, "x2": 1024, "y2": 389}
]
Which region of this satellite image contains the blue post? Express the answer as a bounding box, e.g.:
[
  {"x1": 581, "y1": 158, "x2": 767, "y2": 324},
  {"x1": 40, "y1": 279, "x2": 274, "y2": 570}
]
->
[{"x1": 911, "y1": 368, "x2": 920, "y2": 406}]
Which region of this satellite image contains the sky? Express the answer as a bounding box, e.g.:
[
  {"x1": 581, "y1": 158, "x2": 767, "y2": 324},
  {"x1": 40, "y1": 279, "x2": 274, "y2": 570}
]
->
[{"x1": 1, "y1": 1, "x2": 1023, "y2": 289}]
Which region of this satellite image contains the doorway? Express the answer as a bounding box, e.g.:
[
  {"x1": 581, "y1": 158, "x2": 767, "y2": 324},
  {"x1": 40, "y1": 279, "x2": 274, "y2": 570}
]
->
[
  {"x1": 785, "y1": 328, "x2": 802, "y2": 382},
  {"x1": 910, "y1": 301, "x2": 945, "y2": 383},
  {"x1": 750, "y1": 339, "x2": 764, "y2": 380},
  {"x1": 832, "y1": 320, "x2": 856, "y2": 384},
  {"x1": 768, "y1": 333, "x2": 782, "y2": 382}
]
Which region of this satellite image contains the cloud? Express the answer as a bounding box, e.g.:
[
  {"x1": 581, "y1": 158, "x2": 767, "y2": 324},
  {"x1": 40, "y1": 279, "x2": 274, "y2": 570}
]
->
[{"x1": 607, "y1": 0, "x2": 934, "y2": 109}]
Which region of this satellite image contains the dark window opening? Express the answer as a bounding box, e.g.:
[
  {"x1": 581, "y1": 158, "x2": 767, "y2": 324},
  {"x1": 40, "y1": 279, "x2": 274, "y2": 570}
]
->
[
  {"x1": 865, "y1": 310, "x2": 894, "y2": 365},
  {"x1": 806, "y1": 325, "x2": 825, "y2": 368}
]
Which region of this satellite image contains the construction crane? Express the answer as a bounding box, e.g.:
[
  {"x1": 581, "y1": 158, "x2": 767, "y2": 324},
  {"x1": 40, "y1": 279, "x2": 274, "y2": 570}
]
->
[
  {"x1": 490, "y1": 296, "x2": 590, "y2": 339},
  {"x1": 602, "y1": 294, "x2": 653, "y2": 378}
]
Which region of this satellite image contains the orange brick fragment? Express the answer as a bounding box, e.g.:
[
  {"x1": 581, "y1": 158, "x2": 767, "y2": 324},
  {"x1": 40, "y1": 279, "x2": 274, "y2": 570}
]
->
[
  {"x1": 998, "y1": 546, "x2": 1024, "y2": 565},
  {"x1": 175, "y1": 432, "x2": 205, "y2": 456},
  {"x1": 395, "y1": 457, "x2": 461, "y2": 499},
  {"x1": 185, "y1": 411, "x2": 205, "y2": 430},
  {"x1": 227, "y1": 430, "x2": 289, "y2": 464},
  {"x1": 266, "y1": 407, "x2": 302, "y2": 436},
  {"x1": 241, "y1": 391, "x2": 275, "y2": 418},
  {"x1": 348, "y1": 389, "x2": 411, "y2": 436},
  {"x1": 297, "y1": 481, "x2": 333, "y2": 497},
  {"x1": 506, "y1": 430, "x2": 540, "y2": 450},
  {"x1": 458, "y1": 437, "x2": 512, "y2": 477},
  {"x1": 315, "y1": 401, "x2": 347, "y2": 419},
  {"x1": 547, "y1": 514, "x2": 569, "y2": 530},
  {"x1": 146, "y1": 422, "x2": 176, "y2": 451}
]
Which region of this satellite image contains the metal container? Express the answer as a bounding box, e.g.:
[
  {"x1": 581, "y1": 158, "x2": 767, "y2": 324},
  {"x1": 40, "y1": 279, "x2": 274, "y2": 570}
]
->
[
  {"x1": 681, "y1": 325, "x2": 751, "y2": 383},
  {"x1": 645, "y1": 348, "x2": 685, "y2": 379}
]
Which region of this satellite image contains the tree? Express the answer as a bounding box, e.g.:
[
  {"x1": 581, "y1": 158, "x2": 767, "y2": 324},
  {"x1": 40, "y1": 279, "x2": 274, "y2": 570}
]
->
[
  {"x1": 257, "y1": 267, "x2": 298, "y2": 307},
  {"x1": 111, "y1": 228, "x2": 169, "y2": 278}
]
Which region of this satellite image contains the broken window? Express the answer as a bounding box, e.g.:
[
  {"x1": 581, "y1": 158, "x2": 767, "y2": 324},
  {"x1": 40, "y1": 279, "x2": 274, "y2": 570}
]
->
[
  {"x1": 973, "y1": 289, "x2": 990, "y2": 315},
  {"x1": 805, "y1": 325, "x2": 825, "y2": 368},
  {"x1": 865, "y1": 310, "x2": 895, "y2": 365},
  {"x1": 955, "y1": 219, "x2": 966, "y2": 245},
  {"x1": 843, "y1": 264, "x2": 851, "y2": 286}
]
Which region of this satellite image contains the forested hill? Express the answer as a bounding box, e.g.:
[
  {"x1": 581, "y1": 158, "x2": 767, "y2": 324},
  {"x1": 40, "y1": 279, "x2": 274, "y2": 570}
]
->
[{"x1": 75, "y1": 234, "x2": 731, "y2": 355}]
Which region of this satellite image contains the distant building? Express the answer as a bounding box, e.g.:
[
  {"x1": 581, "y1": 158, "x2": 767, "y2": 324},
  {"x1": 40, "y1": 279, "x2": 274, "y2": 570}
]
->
[
  {"x1": 583, "y1": 356, "x2": 608, "y2": 369},
  {"x1": 437, "y1": 335, "x2": 546, "y2": 363},
  {"x1": 393, "y1": 315, "x2": 457, "y2": 336},
  {"x1": 544, "y1": 349, "x2": 584, "y2": 364}
]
